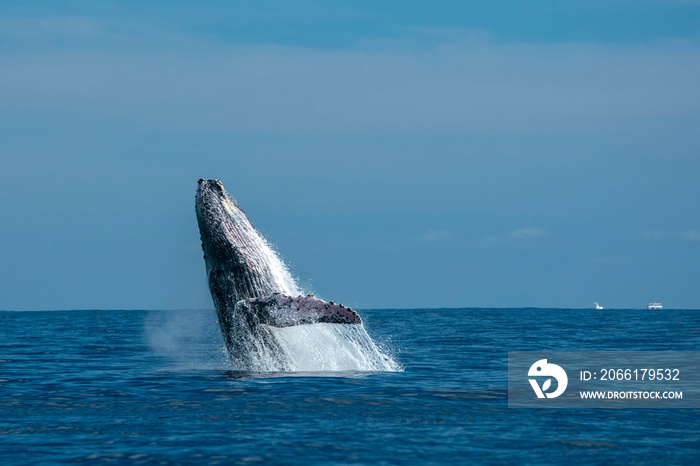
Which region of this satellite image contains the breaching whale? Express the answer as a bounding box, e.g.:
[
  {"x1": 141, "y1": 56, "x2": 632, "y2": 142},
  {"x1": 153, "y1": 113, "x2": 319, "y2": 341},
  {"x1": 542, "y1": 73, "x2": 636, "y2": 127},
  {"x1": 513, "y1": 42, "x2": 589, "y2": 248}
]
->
[{"x1": 195, "y1": 178, "x2": 362, "y2": 369}]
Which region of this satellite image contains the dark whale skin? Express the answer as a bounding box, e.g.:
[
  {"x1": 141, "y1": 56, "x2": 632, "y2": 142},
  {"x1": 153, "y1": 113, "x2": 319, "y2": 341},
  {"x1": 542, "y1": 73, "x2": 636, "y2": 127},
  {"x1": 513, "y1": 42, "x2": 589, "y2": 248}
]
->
[{"x1": 195, "y1": 179, "x2": 293, "y2": 303}]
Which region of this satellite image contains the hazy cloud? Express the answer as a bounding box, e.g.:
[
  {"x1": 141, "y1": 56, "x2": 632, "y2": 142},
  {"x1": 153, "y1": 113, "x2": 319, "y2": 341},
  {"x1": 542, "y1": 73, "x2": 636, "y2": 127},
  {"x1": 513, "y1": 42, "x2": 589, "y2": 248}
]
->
[
  {"x1": 638, "y1": 230, "x2": 700, "y2": 241},
  {"x1": 483, "y1": 228, "x2": 550, "y2": 245},
  {"x1": 418, "y1": 229, "x2": 457, "y2": 242},
  {"x1": 509, "y1": 228, "x2": 549, "y2": 239}
]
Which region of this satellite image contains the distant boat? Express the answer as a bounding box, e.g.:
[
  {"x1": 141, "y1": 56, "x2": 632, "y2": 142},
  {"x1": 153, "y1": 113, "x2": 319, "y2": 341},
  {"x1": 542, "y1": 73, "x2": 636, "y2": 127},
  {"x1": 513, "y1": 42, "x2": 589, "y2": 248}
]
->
[
  {"x1": 593, "y1": 302, "x2": 603, "y2": 310},
  {"x1": 647, "y1": 302, "x2": 663, "y2": 310}
]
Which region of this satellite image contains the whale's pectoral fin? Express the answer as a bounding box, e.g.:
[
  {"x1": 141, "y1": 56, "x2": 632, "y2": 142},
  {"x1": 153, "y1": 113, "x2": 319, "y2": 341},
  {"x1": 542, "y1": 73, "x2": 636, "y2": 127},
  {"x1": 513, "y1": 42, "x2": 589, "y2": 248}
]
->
[{"x1": 235, "y1": 294, "x2": 362, "y2": 328}]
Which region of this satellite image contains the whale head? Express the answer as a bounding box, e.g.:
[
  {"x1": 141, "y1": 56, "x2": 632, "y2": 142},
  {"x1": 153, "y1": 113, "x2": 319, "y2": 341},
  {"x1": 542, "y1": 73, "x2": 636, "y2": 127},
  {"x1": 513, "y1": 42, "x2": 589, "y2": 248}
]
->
[{"x1": 195, "y1": 178, "x2": 299, "y2": 306}]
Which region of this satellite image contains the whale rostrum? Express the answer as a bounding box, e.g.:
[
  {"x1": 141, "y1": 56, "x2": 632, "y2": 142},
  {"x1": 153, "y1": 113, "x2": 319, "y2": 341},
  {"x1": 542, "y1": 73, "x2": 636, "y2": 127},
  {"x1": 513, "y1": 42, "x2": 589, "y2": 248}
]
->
[{"x1": 195, "y1": 178, "x2": 361, "y2": 367}]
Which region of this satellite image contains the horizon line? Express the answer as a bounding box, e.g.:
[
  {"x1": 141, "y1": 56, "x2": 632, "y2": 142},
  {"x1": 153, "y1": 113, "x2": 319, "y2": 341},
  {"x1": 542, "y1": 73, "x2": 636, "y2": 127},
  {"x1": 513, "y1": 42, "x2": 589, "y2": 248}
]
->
[{"x1": 1, "y1": 307, "x2": 697, "y2": 312}]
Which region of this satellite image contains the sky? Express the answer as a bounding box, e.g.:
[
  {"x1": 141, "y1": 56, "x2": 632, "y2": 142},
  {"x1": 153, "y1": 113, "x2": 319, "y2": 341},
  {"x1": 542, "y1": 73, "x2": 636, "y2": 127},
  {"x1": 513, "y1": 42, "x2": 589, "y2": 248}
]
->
[{"x1": 1, "y1": 1, "x2": 699, "y2": 310}]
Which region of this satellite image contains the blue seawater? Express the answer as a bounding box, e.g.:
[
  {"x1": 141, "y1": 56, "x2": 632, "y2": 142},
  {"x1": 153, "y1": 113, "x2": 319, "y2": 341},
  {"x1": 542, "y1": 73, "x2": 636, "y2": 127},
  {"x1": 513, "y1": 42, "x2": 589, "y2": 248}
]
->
[{"x1": 1, "y1": 308, "x2": 699, "y2": 464}]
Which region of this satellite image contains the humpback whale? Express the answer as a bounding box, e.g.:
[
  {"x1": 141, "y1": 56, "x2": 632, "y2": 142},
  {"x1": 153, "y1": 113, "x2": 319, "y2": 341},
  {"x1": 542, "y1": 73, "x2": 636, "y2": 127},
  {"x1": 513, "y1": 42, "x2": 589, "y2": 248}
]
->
[{"x1": 195, "y1": 178, "x2": 361, "y2": 369}]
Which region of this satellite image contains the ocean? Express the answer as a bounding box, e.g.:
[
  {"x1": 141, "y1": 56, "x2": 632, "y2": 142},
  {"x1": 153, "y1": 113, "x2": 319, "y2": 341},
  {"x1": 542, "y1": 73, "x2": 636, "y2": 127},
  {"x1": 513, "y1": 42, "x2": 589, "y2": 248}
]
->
[{"x1": 1, "y1": 308, "x2": 698, "y2": 464}]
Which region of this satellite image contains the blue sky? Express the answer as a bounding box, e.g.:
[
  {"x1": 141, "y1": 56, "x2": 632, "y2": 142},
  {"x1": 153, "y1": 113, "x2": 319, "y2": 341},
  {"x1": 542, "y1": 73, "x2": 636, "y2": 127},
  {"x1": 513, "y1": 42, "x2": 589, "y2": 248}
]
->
[{"x1": 1, "y1": 1, "x2": 699, "y2": 310}]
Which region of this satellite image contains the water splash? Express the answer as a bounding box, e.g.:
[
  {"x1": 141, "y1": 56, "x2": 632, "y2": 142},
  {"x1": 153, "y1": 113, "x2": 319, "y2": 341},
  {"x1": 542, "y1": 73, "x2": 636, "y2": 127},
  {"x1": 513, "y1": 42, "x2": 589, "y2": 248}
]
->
[
  {"x1": 145, "y1": 309, "x2": 229, "y2": 370},
  {"x1": 205, "y1": 205, "x2": 398, "y2": 371},
  {"x1": 146, "y1": 309, "x2": 401, "y2": 373},
  {"x1": 242, "y1": 323, "x2": 400, "y2": 372},
  {"x1": 220, "y1": 227, "x2": 400, "y2": 371},
  {"x1": 217, "y1": 299, "x2": 401, "y2": 372}
]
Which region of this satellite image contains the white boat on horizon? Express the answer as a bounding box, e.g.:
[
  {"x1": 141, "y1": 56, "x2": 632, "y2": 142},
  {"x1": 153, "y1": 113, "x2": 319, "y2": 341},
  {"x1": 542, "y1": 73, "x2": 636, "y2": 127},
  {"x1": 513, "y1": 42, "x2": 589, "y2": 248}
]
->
[
  {"x1": 647, "y1": 302, "x2": 663, "y2": 310},
  {"x1": 594, "y1": 302, "x2": 603, "y2": 310}
]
